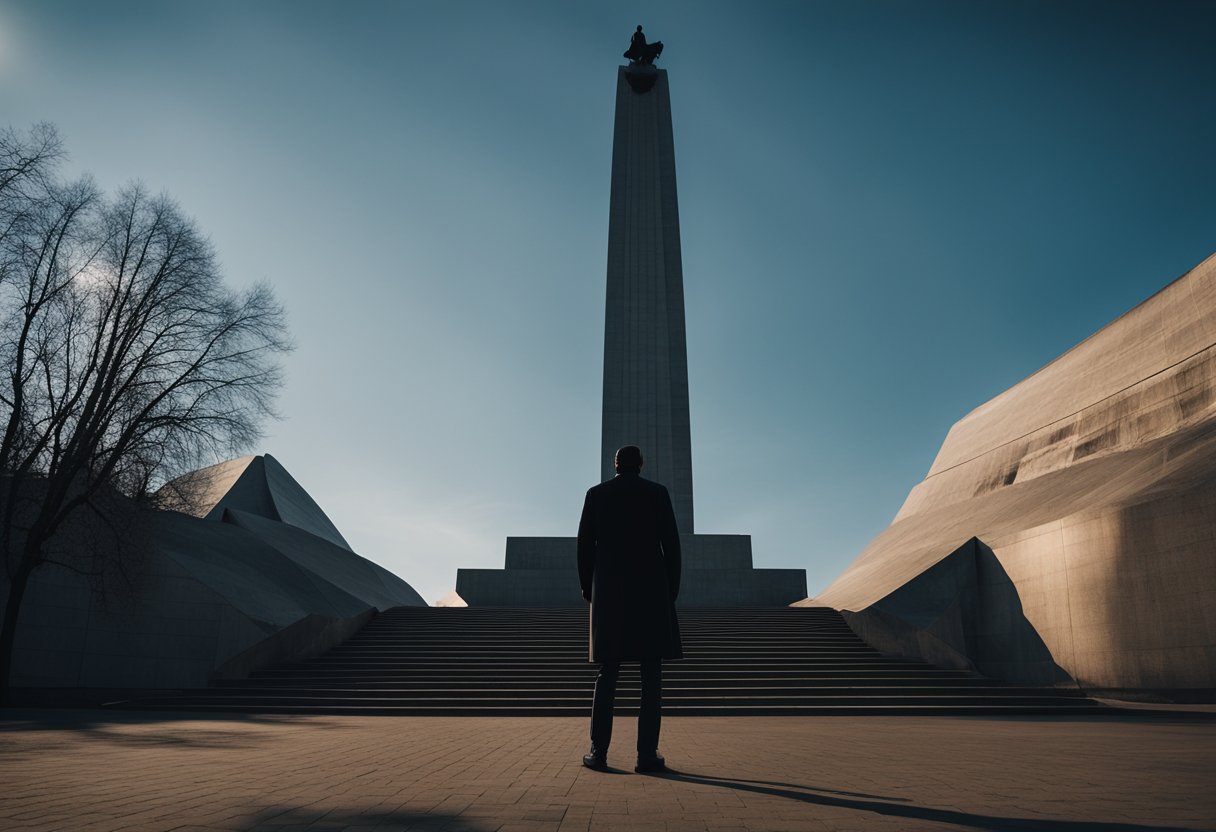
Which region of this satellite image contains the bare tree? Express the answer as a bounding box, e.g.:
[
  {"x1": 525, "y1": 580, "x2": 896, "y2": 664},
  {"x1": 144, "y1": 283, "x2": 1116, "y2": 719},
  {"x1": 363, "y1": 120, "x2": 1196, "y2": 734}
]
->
[{"x1": 0, "y1": 125, "x2": 291, "y2": 699}]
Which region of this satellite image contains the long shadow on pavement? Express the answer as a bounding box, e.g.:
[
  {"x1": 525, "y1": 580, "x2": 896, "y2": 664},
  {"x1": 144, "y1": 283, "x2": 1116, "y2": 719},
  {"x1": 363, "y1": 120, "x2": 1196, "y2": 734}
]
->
[
  {"x1": 241, "y1": 806, "x2": 493, "y2": 831},
  {"x1": 652, "y1": 770, "x2": 1206, "y2": 832}
]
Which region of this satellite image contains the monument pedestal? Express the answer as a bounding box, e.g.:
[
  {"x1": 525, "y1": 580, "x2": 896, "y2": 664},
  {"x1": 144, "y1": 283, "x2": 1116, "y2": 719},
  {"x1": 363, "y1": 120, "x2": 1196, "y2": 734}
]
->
[{"x1": 456, "y1": 535, "x2": 806, "y2": 607}]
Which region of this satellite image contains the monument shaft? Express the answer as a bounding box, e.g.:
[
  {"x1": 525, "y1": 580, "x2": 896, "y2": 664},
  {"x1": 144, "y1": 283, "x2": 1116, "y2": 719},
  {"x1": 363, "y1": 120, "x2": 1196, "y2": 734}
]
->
[{"x1": 602, "y1": 67, "x2": 695, "y2": 532}]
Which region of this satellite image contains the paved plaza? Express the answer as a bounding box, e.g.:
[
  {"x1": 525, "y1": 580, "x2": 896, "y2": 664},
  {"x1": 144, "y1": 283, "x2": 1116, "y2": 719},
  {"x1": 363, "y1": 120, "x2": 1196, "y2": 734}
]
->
[{"x1": 1, "y1": 709, "x2": 1213, "y2": 832}]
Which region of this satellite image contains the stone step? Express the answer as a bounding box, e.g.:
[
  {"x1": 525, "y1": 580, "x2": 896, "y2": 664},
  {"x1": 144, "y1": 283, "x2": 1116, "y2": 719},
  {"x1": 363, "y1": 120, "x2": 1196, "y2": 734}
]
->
[
  {"x1": 141, "y1": 693, "x2": 1099, "y2": 708},
  {"x1": 109, "y1": 700, "x2": 1108, "y2": 717},
  {"x1": 225, "y1": 674, "x2": 1002, "y2": 688},
  {"x1": 112, "y1": 606, "x2": 1110, "y2": 717},
  {"x1": 243, "y1": 670, "x2": 985, "y2": 684},
  {"x1": 320, "y1": 641, "x2": 873, "y2": 648},
  {"x1": 351, "y1": 635, "x2": 859, "y2": 642},
  {"x1": 263, "y1": 661, "x2": 938, "y2": 673},
  {"x1": 302, "y1": 651, "x2": 880, "y2": 656},
  {"x1": 207, "y1": 685, "x2": 1091, "y2": 699}
]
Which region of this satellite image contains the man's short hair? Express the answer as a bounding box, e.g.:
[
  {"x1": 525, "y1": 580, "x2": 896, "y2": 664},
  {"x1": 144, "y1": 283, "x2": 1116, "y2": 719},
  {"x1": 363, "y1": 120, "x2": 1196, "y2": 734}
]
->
[{"x1": 615, "y1": 445, "x2": 643, "y2": 473}]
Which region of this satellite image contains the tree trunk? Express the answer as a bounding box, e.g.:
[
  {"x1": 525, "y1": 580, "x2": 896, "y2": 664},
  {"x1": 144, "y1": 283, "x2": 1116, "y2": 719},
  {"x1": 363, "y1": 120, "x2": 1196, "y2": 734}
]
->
[{"x1": 0, "y1": 560, "x2": 36, "y2": 705}]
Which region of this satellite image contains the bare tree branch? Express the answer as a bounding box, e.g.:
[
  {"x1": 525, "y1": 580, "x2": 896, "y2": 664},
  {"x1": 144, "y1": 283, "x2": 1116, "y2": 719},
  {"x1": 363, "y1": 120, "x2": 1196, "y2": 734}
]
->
[{"x1": 0, "y1": 125, "x2": 292, "y2": 698}]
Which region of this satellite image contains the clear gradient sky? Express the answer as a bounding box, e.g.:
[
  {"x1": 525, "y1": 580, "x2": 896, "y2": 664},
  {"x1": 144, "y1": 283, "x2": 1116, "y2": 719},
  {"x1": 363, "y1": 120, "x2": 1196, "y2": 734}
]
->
[{"x1": 2, "y1": 1, "x2": 1213, "y2": 604}]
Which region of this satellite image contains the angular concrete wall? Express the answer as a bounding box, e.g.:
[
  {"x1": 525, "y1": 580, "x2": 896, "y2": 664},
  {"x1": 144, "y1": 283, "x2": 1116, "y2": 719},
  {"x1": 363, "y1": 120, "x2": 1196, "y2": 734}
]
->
[
  {"x1": 2, "y1": 455, "x2": 424, "y2": 689},
  {"x1": 813, "y1": 252, "x2": 1216, "y2": 696},
  {"x1": 837, "y1": 537, "x2": 1075, "y2": 688}
]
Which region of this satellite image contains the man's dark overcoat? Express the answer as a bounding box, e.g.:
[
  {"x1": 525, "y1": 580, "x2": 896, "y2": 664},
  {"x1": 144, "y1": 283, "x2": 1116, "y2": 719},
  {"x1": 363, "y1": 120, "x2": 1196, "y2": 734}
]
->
[{"x1": 577, "y1": 472, "x2": 683, "y2": 663}]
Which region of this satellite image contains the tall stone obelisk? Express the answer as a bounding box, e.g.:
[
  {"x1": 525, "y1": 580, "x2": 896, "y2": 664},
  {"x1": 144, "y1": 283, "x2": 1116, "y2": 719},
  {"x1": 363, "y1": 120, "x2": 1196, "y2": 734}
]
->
[
  {"x1": 601, "y1": 65, "x2": 695, "y2": 533},
  {"x1": 454, "y1": 55, "x2": 808, "y2": 607}
]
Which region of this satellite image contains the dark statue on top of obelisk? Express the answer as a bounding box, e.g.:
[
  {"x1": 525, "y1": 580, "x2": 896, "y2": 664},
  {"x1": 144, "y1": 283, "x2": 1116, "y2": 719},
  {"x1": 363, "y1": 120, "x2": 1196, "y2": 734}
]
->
[
  {"x1": 623, "y1": 25, "x2": 663, "y2": 65},
  {"x1": 622, "y1": 25, "x2": 664, "y2": 93}
]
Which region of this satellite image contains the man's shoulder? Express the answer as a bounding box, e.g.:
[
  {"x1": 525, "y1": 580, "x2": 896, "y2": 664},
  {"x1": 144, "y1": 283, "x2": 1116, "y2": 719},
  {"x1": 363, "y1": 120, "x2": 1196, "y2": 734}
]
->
[
  {"x1": 585, "y1": 480, "x2": 614, "y2": 499},
  {"x1": 637, "y1": 476, "x2": 669, "y2": 495},
  {"x1": 587, "y1": 475, "x2": 669, "y2": 496},
  {"x1": 615, "y1": 475, "x2": 670, "y2": 496}
]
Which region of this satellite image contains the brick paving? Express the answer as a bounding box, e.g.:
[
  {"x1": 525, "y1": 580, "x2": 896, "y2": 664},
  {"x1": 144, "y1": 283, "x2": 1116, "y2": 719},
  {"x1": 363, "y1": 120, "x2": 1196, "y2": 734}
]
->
[{"x1": 0, "y1": 709, "x2": 1213, "y2": 831}]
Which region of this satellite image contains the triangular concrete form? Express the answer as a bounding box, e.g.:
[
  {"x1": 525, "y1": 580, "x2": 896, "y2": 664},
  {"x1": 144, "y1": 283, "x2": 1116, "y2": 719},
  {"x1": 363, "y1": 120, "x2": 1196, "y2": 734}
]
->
[
  {"x1": 222, "y1": 508, "x2": 424, "y2": 610},
  {"x1": 160, "y1": 453, "x2": 352, "y2": 551}
]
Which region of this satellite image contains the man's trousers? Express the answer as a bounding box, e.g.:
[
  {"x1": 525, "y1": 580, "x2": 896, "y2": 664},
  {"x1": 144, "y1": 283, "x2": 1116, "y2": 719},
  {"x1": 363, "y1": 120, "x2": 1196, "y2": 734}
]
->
[{"x1": 590, "y1": 658, "x2": 662, "y2": 754}]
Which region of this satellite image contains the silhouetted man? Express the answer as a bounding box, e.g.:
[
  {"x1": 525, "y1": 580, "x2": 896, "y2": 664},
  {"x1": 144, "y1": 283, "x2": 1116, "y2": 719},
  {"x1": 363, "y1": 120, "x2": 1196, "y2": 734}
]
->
[{"x1": 577, "y1": 445, "x2": 682, "y2": 773}]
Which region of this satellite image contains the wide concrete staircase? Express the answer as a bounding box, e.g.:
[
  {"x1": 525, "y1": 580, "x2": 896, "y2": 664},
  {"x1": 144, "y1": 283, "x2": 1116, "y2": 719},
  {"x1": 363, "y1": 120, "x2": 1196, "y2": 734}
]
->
[{"x1": 118, "y1": 606, "x2": 1107, "y2": 715}]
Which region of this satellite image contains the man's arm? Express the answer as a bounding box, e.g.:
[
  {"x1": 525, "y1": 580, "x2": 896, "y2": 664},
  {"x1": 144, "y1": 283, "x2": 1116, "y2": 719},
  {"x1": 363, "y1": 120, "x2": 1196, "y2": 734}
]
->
[
  {"x1": 576, "y1": 489, "x2": 595, "y2": 602},
  {"x1": 658, "y1": 486, "x2": 681, "y2": 602}
]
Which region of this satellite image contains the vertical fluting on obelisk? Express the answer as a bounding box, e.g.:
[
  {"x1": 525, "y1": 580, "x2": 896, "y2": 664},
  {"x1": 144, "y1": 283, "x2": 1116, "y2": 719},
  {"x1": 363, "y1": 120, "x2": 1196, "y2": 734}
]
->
[{"x1": 601, "y1": 66, "x2": 695, "y2": 533}]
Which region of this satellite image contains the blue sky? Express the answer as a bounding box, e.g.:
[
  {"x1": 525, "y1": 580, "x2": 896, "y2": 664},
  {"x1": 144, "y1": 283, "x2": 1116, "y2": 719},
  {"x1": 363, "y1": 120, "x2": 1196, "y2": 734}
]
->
[{"x1": 2, "y1": 0, "x2": 1213, "y2": 604}]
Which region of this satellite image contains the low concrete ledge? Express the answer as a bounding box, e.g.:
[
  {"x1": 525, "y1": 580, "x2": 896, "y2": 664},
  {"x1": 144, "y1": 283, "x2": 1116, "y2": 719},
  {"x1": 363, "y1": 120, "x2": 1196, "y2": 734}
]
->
[
  {"x1": 679, "y1": 568, "x2": 807, "y2": 607},
  {"x1": 502, "y1": 534, "x2": 755, "y2": 571},
  {"x1": 464, "y1": 533, "x2": 804, "y2": 607},
  {"x1": 681, "y1": 535, "x2": 755, "y2": 570},
  {"x1": 457, "y1": 564, "x2": 807, "y2": 608},
  {"x1": 456, "y1": 568, "x2": 581, "y2": 607},
  {"x1": 503, "y1": 537, "x2": 578, "y2": 570}
]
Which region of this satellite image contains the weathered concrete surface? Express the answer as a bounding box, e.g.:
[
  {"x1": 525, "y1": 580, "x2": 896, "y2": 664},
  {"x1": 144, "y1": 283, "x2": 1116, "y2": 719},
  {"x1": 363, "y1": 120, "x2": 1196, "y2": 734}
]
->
[
  {"x1": 1, "y1": 710, "x2": 1212, "y2": 831},
  {"x1": 813, "y1": 252, "x2": 1216, "y2": 696},
  {"x1": 1, "y1": 455, "x2": 424, "y2": 690}
]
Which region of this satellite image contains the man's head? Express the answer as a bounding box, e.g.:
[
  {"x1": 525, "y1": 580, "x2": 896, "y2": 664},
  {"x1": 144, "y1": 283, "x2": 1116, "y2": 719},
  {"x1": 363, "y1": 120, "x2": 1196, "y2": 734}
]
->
[
  {"x1": 614, "y1": 445, "x2": 643, "y2": 474},
  {"x1": 636, "y1": 25, "x2": 643, "y2": 32}
]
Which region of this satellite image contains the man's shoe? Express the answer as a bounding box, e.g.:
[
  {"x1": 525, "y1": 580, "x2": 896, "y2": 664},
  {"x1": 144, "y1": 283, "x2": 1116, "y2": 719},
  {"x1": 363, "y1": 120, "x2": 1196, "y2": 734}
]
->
[
  {"x1": 582, "y1": 746, "x2": 608, "y2": 771},
  {"x1": 634, "y1": 752, "x2": 666, "y2": 773}
]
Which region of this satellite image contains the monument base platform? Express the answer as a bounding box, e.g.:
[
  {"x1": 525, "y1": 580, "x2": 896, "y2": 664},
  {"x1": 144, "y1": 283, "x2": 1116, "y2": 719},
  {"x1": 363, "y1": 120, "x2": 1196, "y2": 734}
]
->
[{"x1": 456, "y1": 535, "x2": 807, "y2": 607}]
